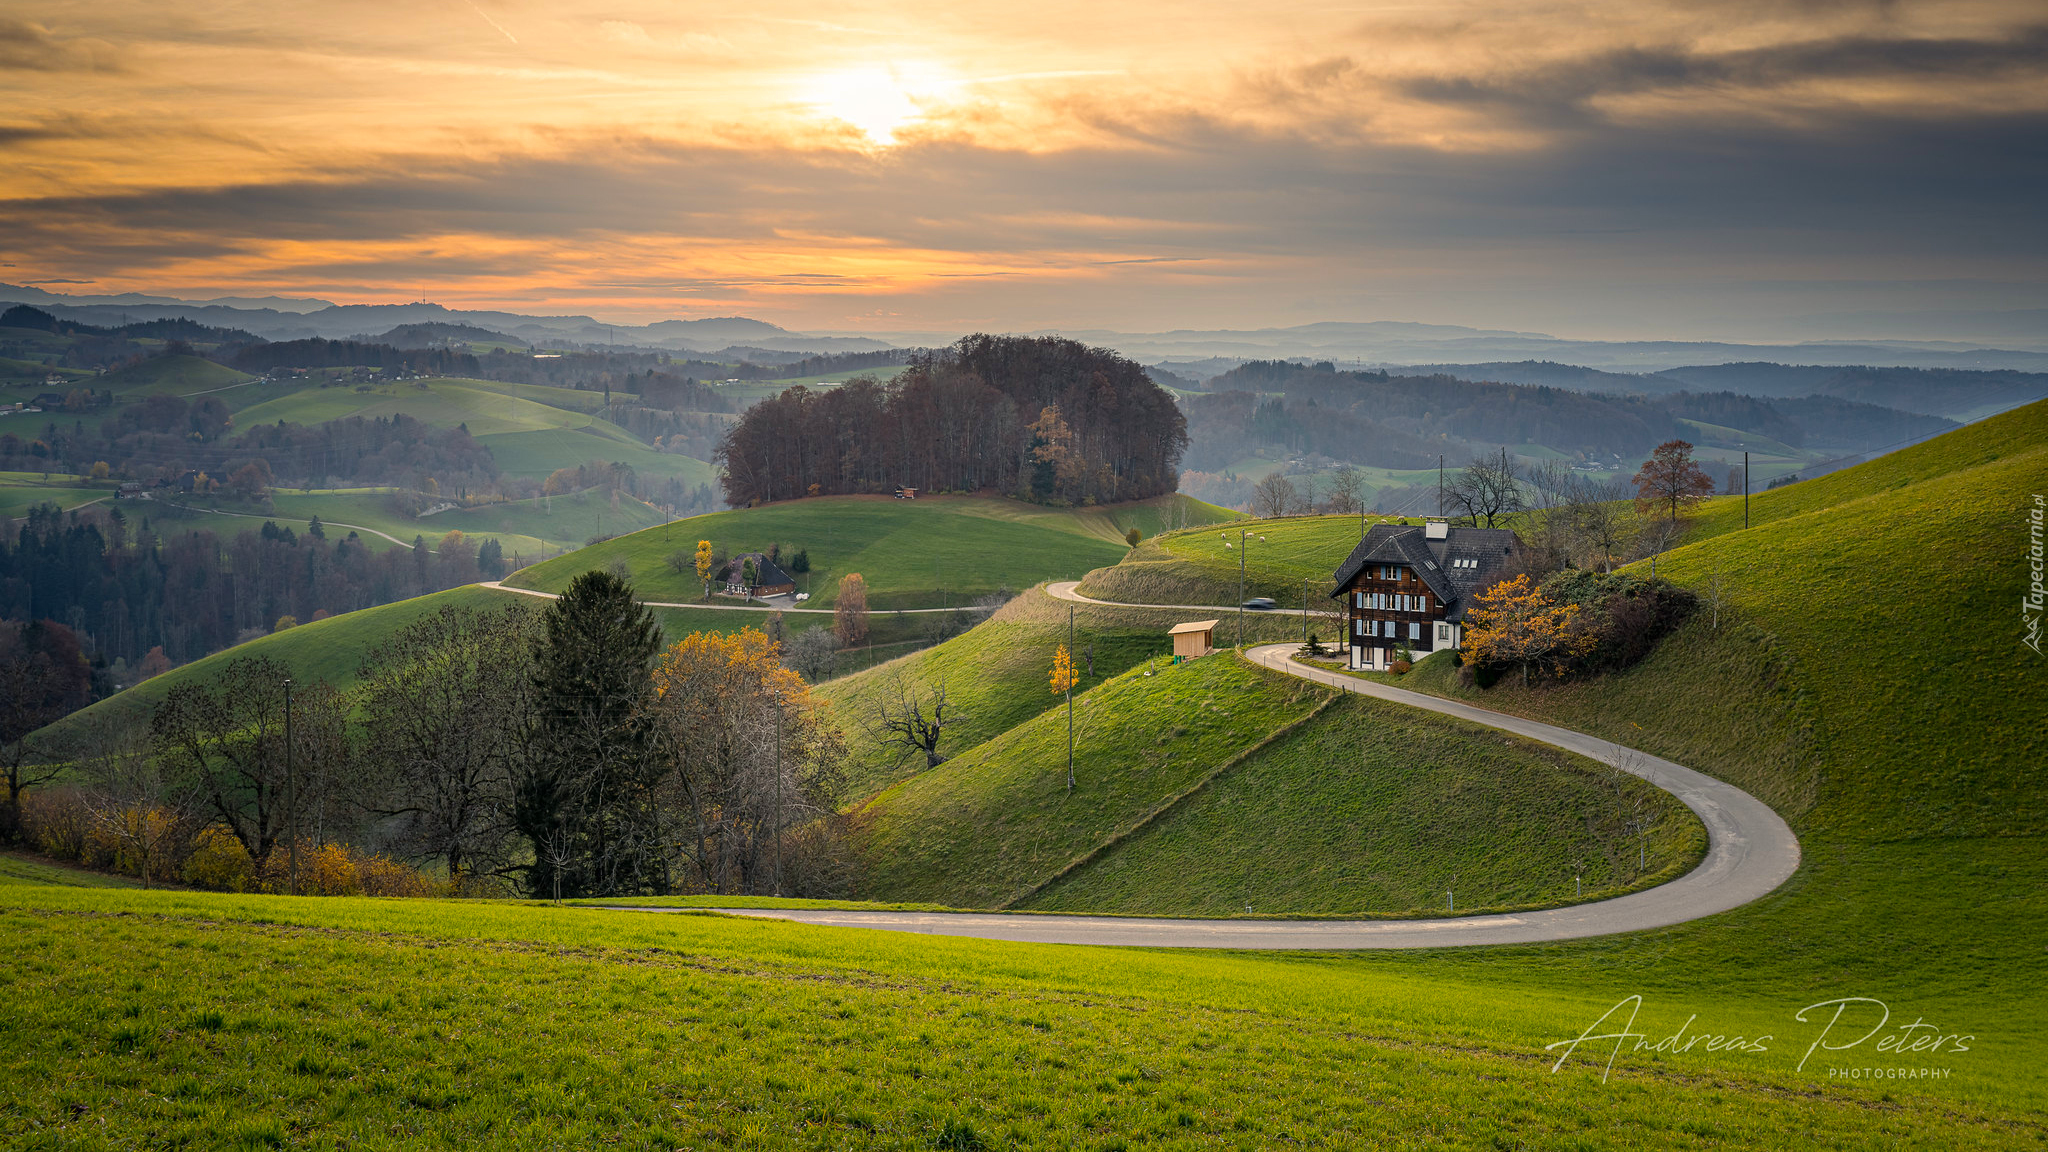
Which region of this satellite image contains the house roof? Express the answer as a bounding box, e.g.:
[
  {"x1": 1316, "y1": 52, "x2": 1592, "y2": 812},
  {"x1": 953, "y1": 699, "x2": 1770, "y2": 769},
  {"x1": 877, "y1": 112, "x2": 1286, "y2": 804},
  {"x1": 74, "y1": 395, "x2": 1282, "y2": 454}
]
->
[
  {"x1": 1167, "y1": 619, "x2": 1220, "y2": 635},
  {"x1": 1330, "y1": 523, "x2": 1520, "y2": 621},
  {"x1": 717, "y1": 551, "x2": 796, "y2": 587}
]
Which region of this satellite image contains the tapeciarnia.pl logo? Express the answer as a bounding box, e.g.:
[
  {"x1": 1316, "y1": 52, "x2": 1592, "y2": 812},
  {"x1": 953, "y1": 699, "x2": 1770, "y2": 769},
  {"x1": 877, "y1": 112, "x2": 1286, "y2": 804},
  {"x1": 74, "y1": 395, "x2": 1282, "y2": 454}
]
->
[{"x1": 2025, "y1": 493, "x2": 2044, "y2": 655}]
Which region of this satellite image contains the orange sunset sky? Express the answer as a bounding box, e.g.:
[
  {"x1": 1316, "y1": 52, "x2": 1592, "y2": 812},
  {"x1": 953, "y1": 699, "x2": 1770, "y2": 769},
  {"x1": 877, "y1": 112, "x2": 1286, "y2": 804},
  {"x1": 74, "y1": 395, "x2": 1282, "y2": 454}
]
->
[{"x1": 3, "y1": 0, "x2": 2043, "y2": 336}]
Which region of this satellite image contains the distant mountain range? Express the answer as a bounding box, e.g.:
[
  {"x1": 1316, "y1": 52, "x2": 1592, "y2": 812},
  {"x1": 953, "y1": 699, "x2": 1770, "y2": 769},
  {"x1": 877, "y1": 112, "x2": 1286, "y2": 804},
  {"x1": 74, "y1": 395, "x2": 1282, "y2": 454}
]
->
[
  {"x1": 5, "y1": 283, "x2": 2044, "y2": 372},
  {"x1": 0, "y1": 286, "x2": 894, "y2": 356}
]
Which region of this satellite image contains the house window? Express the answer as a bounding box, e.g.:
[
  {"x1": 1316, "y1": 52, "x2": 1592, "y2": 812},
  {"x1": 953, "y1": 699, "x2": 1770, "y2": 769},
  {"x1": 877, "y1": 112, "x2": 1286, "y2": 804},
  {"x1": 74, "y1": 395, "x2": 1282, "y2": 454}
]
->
[
  {"x1": 1409, "y1": 622, "x2": 1421, "y2": 640},
  {"x1": 1438, "y1": 624, "x2": 1450, "y2": 641}
]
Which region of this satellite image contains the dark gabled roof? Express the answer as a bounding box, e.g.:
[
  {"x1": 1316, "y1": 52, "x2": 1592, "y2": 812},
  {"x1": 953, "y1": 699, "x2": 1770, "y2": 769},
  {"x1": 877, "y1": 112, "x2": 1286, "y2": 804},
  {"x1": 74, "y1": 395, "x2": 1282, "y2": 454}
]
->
[
  {"x1": 718, "y1": 551, "x2": 795, "y2": 587},
  {"x1": 1330, "y1": 523, "x2": 1520, "y2": 621}
]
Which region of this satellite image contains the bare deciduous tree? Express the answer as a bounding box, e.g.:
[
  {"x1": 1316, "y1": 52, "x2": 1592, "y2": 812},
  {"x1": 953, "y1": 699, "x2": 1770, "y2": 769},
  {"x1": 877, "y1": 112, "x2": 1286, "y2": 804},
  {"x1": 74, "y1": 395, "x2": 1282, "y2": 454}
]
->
[
  {"x1": 358, "y1": 603, "x2": 535, "y2": 883},
  {"x1": 871, "y1": 679, "x2": 964, "y2": 770},
  {"x1": 1326, "y1": 465, "x2": 1365, "y2": 515},
  {"x1": 81, "y1": 719, "x2": 197, "y2": 889},
  {"x1": 783, "y1": 626, "x2": 841, "y2": 682},
  {"x1": 1253, "y1": 473, "x2": 1298, "y2": 518},
  {"x1": 1445, "y1": 447, "x2": 1525, "y2": 528},
  {"x1": 1563, "y1": 475, "x2": 1635, "y2": 572},
  {"x1": 150, "y1": 656, "x2": 351, "y2": 872}
]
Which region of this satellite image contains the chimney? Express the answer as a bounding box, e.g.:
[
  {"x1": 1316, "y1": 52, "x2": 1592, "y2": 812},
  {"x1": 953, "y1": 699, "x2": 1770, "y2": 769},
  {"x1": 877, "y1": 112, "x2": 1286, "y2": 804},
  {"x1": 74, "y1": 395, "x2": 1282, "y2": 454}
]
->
[{"x1": 1425, "y1": 519, "x2": 1449, "y2": 540}]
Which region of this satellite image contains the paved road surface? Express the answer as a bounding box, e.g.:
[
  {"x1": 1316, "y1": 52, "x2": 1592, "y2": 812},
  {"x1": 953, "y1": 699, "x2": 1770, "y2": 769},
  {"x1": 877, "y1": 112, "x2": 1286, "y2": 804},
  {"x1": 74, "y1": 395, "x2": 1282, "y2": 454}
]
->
[{"x1": 608, "y1": 579, "x2": 1801, "y2": 948}]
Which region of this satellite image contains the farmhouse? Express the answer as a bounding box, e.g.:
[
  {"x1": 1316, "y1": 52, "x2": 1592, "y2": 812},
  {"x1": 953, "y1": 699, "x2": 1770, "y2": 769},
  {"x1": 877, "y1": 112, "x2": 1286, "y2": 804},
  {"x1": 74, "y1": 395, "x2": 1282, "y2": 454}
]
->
[
  {"x1": 1330, "y1": 520, "x2": 1520, "y2": 671},
  {"x1": 714, "y1": 552, "x2": 797, "y2": 599}
]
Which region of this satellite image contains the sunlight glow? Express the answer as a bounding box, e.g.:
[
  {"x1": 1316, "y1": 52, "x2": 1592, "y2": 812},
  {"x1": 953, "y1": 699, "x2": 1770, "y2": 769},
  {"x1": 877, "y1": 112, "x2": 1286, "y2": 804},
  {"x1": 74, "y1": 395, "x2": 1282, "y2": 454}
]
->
[{"x1": 801, "y1": 65, "x2": 954, "y2": 145}]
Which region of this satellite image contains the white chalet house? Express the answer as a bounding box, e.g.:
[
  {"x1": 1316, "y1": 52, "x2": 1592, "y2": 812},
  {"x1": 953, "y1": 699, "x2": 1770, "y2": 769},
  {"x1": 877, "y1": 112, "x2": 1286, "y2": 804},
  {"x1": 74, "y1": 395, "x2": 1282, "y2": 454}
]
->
[{"x1": 1330, "y1": 520, "x2": 1521, "y2": 670}]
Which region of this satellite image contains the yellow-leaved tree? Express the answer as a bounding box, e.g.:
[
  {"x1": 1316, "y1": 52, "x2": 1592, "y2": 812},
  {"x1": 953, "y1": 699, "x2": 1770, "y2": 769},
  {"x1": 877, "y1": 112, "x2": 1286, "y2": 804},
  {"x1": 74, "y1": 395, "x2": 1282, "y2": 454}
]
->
[
  {"x1": 694, "y1": 539, "x2": 714, "y2": 593},
  {"x1": 835, "y1": 574, "x2": 869, "y2": 646},
  {"x1": 1462, "y1": 574, "x2": 1593, "y2": 684},
  {"x1": 1048, "y1": 644, "x2": 1078, "y2": 695},
  {"x1": 1049, "y1": 643, "x2": 1080, "y2": 791},
  {"x1": 648, "y1": 628, "x2": 846, "y2": 895}
]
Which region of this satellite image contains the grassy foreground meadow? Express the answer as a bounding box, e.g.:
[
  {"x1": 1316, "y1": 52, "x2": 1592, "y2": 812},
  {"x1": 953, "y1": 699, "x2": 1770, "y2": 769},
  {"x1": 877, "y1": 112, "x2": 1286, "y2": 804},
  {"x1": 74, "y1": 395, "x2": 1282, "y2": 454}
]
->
[{"x1": 3, "y1": 886, "x2": 2038, "y2": 1150}]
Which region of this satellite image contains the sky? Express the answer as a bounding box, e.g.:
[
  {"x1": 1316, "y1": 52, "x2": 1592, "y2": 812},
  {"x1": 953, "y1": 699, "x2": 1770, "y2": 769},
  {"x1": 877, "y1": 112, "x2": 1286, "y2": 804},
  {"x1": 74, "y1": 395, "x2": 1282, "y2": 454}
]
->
[{"x1": 2, "y1": 0, "x2": 2044, "y2": 339}]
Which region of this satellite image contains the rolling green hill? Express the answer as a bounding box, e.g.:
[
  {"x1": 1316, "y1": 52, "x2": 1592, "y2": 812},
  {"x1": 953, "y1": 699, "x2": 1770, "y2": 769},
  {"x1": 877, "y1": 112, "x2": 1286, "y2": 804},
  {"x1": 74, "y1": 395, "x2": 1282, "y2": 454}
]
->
[
  {"x1": 853, "y1": 652, "x2": 1335, "y2": 908},
  {"x1": 6, "y1": 403, "x2": 2045, "y2": 1148},
  {"x1": 815, "y1": 585, "x2": 1307, "y2": 800},
  {"x1": 35, "y1": 580, "x2": 939, "y2": 749},
  {"x1": 1076, "y1": 511, "x2": 1422, "y2": 606},
  {"x1": 1023, "y1": 689, "x2": 1704, "y2": 917},
  {"x1": 852, "y1": 649, "x2": 1700, "y2": 913},
  {"x1": 229, "y1": 377, "x2": 715, "y2": 487},
  {"x1": 509, "y1": 493, "x2": 1238, "y2": 611},
  {"x1": 97, "y1": 353, "x2": 255, "y2": 396}
]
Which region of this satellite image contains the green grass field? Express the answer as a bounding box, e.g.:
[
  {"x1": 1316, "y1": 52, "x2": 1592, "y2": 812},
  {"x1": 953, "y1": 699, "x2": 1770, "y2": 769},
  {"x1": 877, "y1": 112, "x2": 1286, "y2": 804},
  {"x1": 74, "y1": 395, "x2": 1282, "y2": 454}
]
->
[
  {"x1": 509, "y1": 493, "x2": 1237, "y2": 611},
  {"x1": 0, "y1": 482, "x2": 107, "y2": 520},
  {"x1": 1076, "y1": 512, "x2": 1425, "y2": 607},
  {"x1": 1, "y1": 886, "x2": 2036, "y2": 1149},
  {"x1": 260, "y1": 487, "x2": 668, "y2": 556},
  {"x1": 0, "y1": 852, "x2": 146, "y2": 889},
  {"x1": 228, "y1": 377, "x2": 716, "y2": 488},
  {"x1": 8, "y1": 404, "x2": 2045, "y2": 1146},
  {"x1": 816, "y1": 586, "x2": 1320, "y2": 802},
  {"x1": 95, "y1": 354, "x2": 255, "y2": 397},
  {"x1": 1025, "y1": 690, "x2": 1704, "y2": 917},
  {"x1": 852, "y1": 654, "x2": 1321, "y2": 908},
  {"x1": 35, "y1": 582, "x2": 933, "y2": 749}
]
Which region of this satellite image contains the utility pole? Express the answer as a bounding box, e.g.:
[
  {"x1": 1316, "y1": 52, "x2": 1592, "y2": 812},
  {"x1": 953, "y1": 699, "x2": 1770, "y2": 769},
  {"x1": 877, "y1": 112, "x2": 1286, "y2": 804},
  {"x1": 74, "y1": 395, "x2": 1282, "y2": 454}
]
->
[
  {"x1": 1301, "y1": 577, "x2": 1310, "y2": 646},
  {"x1": 773, "y1": 695, "x2": 783, "y2": 897},
  {"x1": 1223, "y1": 529, "x2": 1264, "y2": 648},
  {"x1": 284, "y1": 677, "x2": 297, "y2": 897},
  {"x1": 1743, "y1": 451, "x2": 1750, "y2": 529},
  {"x1": 1066, "y1": 604, "x2": 1076, "y2": 793},
  {"x1": 1438, "y1": 454, "x2": 1444, "y2": 518}
]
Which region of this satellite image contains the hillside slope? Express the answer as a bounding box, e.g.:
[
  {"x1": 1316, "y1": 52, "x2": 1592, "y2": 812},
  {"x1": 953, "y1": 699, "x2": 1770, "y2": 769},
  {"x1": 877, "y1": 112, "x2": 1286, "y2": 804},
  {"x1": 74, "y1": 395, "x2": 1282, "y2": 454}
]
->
[
  {"x1": 511, "y1": 493, "x2": 1236, "y2": 611},
  {"x1": 1023, "y1": 690, "x2": 1704, "y2": 917},
  {"x1": 852, "y1": 649, "x2": 1700, "y2": 914},
  {"x1": 816, "y1": 586, "x2": 1312, "y2": 801}
]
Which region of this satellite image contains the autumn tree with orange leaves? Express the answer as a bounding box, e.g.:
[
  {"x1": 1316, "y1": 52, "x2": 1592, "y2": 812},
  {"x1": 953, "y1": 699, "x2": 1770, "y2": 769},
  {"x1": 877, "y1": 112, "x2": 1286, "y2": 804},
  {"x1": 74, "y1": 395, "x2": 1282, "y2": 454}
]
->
[
  {"x1": 649, "y1": 628, "x2": 846, "y2": 896},
  {"x1": 1633, "y1": 439, "x2": 1715, "y2": 521},
  {"x1": 835, "y1": 573, "x2": 869, "y2": 646},
  {"x1": 1462, "y1": 574, "x2": 1595, "y2": 684}
]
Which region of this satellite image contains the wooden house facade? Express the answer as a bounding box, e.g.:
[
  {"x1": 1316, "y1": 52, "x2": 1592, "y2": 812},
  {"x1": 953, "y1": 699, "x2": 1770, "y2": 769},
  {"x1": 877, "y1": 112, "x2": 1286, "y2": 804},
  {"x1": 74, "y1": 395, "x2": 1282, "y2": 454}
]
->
[{"x1": 1329, "y1": 521, "x2": 1520, "y2": 670}]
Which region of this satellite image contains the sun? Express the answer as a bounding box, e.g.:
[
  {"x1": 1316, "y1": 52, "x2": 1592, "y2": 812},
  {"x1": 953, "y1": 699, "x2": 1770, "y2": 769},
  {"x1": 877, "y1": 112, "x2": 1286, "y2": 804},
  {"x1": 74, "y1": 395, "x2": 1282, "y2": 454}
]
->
[{"x1": 801, "y1": 65, "x2": 953, "y2": 145}]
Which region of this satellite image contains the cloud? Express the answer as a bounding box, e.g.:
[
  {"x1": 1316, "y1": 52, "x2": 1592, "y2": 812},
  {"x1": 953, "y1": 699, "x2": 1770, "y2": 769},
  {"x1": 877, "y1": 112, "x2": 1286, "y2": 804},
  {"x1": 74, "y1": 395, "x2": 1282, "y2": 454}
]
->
[
  {"x1": 0, "y1": 19, "x2": 123, "y2": 72},
  {"x1": 5, "y1": 0, "x2": 2045, "y2": 332}
]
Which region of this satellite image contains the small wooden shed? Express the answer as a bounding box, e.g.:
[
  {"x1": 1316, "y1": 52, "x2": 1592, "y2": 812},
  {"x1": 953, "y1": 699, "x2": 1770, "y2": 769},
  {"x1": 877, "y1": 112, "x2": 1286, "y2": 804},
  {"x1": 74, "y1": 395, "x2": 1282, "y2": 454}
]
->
[{"x1": 1167, "y1": 619, "x2": 1219, "y2": 660}]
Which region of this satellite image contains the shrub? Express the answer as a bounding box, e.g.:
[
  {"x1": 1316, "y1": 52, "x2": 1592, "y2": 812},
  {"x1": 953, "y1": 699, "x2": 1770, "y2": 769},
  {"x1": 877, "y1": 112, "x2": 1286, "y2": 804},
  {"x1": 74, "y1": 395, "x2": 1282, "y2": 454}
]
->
[
  {"x1": 183, "y1": 826, "x2": 253, "y2": 891},
  {"x1": 1463, "y1": 569, "x2": 1695, "y2": 684},
  {"x1": 1125, "y1": 527, "x2": 1142, "y2": 546},
  {"x1": 1390, "y1": 659, "x2": 1412, "y2": 674},
  {"x1": 21, "y1": 787, "x2": 89, "y2": 862},
  {"x1": 1546, "y1": 569, "x2": 1697, "y2": 674},
  {"x1": 184, "y1": 831, "x2": 440, "y2": 896}
]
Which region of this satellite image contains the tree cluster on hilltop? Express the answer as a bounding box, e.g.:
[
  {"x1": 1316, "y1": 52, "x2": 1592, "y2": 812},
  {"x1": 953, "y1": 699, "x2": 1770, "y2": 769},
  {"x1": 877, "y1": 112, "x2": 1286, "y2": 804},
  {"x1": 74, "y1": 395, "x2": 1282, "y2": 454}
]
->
[
  {"x1": 716, "y1": 335, "x2": 1188, "y2": 506},
  {"x1": 232, "y1": 338, "x2": 482, "y2": 376}
]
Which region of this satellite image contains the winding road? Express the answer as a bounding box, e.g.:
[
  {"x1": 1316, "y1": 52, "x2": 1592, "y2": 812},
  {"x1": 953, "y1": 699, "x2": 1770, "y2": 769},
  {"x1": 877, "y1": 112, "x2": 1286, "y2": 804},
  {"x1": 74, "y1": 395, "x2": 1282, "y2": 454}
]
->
[{"x1": 621, "y1": 578, "x2": 1802, "y2": 948}]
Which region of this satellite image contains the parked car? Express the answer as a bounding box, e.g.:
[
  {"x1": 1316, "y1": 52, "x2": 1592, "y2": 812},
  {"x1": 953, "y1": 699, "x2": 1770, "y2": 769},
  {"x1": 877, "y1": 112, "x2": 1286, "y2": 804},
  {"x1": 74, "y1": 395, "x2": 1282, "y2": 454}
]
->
[{"x1": 1241, "y1": 597, "x2": 1277, "y2": 611}]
